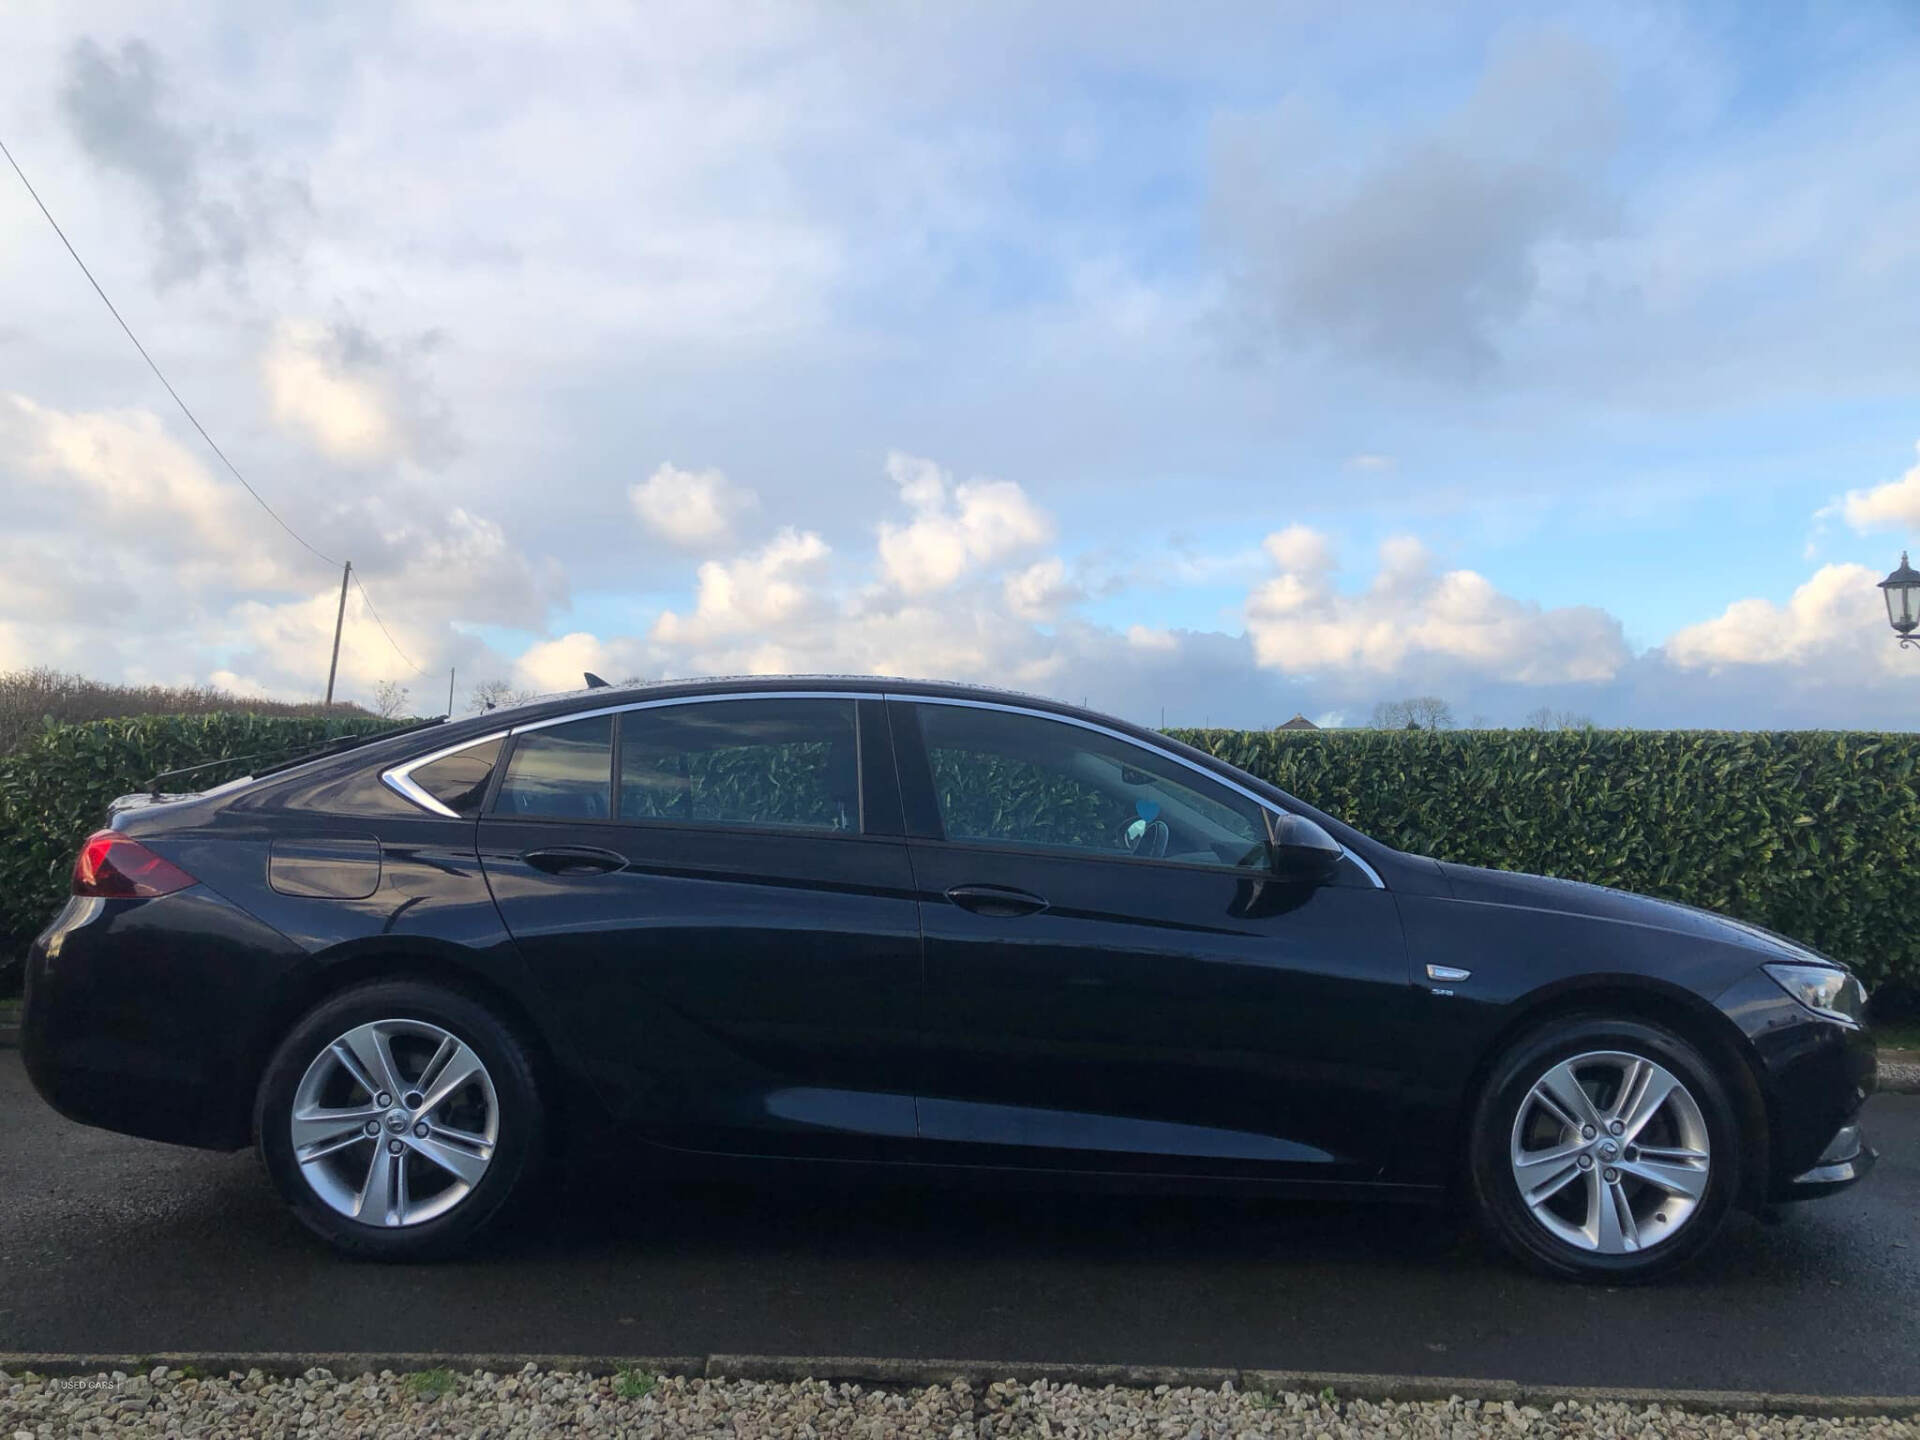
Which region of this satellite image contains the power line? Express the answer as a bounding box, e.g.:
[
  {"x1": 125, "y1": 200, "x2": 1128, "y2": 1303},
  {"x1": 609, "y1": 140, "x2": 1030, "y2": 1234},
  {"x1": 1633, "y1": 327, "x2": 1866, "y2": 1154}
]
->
[
  {"x1": 0, "y1": 134, "x2": 338, "y2": 568},
  {"x1": 352, "y1": 570, "x2": 429, "y2": 676},
  {"x1": 2, "y1": 132, "x2": 429, "y2": 681}
]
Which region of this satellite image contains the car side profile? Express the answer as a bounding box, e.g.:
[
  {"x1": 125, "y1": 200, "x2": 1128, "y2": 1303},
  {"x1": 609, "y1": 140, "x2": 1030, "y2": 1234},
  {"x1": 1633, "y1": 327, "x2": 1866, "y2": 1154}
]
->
[{"x1": 22, "y1": 677, "x2": 1876, "y2": 1279}]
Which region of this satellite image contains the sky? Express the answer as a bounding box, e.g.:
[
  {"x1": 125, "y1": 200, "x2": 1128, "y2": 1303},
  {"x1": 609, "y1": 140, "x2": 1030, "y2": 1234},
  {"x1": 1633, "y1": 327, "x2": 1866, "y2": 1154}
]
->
[{"x1": 3, "y1": 0, "x2": 1919, "y2": 730}]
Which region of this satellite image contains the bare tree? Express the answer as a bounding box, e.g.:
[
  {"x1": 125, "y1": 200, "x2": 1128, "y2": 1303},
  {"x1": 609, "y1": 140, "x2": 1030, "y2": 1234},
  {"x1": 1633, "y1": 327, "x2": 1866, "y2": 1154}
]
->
[
  {"x1": 1373, "y1": 696, "x2": 1454, "y2": 730},
  {"x1": 1370, "y1": 699, "x2": 1412, "y2": 729},
  {"x1": 371, "y1": 680, "x2": 412, "y2": 719},
  {"x1": 1525, "y1": 706, "x2": 1595, "y2": 731},
  {"x1": 468, "y1": 680, "x2": 539, "y2": 713}
]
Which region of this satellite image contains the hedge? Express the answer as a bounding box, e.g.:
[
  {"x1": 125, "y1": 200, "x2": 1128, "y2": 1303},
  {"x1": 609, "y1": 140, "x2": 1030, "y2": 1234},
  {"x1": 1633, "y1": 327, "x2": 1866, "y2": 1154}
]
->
[
  {"x1": 1169, "y1": 728, "x2": 1919, "y2": 1011},
  {"x1": 0, "y1": 713, "x2": 397, "y2": 964},
  {"x1": 2, "y1": 718, "x2": 1915, "y2": 1016}
]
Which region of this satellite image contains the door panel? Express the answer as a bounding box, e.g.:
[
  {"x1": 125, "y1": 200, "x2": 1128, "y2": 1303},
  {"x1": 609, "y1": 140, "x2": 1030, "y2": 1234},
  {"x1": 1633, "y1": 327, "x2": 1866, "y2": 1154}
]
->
[
  {"x1": 892, "y1": 699, "x2": 1416, "y2": 1180},
  {"x1": 480, "y1": 698, "x2": 923, "y2": 1161},
  {"x1": 909, "y1": 843, "x2": 1412, "y2": 1178}
]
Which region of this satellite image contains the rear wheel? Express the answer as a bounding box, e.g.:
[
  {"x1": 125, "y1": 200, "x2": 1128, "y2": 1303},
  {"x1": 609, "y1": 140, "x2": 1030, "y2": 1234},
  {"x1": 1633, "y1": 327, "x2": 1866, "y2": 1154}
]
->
[
  {"x1": 1468, "y1": 1016, "x2": 1741, "y2": 1281},
  {"x1": 255, "y1": 980, "x2": 544, "y2": 1260}
]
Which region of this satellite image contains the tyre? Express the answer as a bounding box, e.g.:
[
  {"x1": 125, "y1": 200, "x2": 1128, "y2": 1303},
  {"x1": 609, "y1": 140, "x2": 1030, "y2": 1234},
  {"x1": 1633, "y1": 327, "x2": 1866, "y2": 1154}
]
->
[
  {"x1": 1467, "y1": 1015, "x2": 1742, "y2": 1282},
  {"x1": 255, "y1": 979, "x2": 545, "y2": 1260}
]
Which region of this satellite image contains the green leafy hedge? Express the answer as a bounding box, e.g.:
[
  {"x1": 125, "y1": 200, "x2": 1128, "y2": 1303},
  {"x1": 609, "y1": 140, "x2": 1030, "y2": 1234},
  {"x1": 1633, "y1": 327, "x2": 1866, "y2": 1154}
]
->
[
  {"x1": 0, "y1": 713, "x2": 396, "y2": 965},
  {"x1": 1169, "y1": 728, "x2": 1920, "y2": 1010},
  {"x1": 3, "y1": 718, "x2": 1916, "y2": 1017}
]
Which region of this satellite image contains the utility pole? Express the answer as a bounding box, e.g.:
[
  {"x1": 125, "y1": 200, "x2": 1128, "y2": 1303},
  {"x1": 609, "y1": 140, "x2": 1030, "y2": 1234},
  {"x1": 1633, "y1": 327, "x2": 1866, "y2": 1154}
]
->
[
  {"x1": 447, "y1": 666, "x2": 456, "y2": 717},
  {"x1": 323, "y1": 560, "x2": 351, "y2": 707}
]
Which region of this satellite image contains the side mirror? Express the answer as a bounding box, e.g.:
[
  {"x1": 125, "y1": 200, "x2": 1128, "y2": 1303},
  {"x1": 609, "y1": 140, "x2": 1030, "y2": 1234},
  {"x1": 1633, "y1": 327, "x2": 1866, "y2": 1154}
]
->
[{"x1": 1269, "y1": 813, "x2": 1344, "y2": 885}]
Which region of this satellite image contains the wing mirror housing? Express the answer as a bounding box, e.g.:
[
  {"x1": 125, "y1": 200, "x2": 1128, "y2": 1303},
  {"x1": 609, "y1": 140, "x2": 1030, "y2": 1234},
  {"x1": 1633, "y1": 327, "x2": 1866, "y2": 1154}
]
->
[{"x1": 1269, "y1": 813, "x2": 1344, "y2": 884}]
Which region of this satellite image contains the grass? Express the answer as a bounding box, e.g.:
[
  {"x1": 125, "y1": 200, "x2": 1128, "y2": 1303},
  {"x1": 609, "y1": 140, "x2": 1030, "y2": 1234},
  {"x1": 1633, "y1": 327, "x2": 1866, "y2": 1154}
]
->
[
  {"x1": 615, "y1": 1367, "x2": 656, "y2": 1400},
  {"x1": 1876, "y1": 1020, "x2": 1920, "y2": 1052},
  {"x1": 405, "y1": 1369, "x2": 455, "y2": 1401}
]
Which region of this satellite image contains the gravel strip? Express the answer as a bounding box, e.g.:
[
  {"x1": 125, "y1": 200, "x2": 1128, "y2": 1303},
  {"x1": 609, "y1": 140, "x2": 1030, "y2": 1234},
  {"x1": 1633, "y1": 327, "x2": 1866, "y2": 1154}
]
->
[
  {"x1": 2, "y1": 1365, "x2": 1916, "y2": 1439},
  {"x1": 1880, "y1": 1058, "x2": 1920, "y2": 1094}
]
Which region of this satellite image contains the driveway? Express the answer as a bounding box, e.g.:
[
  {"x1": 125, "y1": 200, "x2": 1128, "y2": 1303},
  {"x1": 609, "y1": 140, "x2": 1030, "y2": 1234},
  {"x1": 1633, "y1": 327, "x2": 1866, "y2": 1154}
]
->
[{"x1": 0, "y1": 1052, "x2": 1913, "y2": 1394}]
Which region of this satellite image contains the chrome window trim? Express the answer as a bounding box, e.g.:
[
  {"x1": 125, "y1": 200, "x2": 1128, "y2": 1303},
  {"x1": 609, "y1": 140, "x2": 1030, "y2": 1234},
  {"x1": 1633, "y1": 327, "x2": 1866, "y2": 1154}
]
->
[
  {"x1": 506, "y1": 690, "x2": 872, "y2": 736},
  {"x1": 381, "y1": 731, "x2": 510, "y2": 819},
  {"x1": 896, "y1": 693, "x2": 1387, "y2": 889},
  {"x1": 382, "y1": 687, "x2": 1387, "y2": 888}
]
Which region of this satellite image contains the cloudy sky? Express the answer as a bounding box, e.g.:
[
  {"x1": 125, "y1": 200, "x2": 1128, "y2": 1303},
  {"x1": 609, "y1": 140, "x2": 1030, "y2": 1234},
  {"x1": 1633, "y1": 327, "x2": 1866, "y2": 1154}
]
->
[{"x1": 4, "y1": 1, "x2": 1919, "y2": 729}]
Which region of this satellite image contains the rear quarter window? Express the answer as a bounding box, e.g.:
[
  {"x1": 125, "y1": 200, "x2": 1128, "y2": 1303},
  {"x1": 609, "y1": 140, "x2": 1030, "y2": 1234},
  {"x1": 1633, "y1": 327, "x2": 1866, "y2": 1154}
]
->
[{"x1": 406, "y1": 738, "x2": 502, "y2": 818}]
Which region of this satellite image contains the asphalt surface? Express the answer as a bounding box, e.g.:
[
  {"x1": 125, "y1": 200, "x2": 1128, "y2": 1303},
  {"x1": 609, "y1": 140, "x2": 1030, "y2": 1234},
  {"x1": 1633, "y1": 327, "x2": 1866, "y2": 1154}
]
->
[{"x1": 1, "y1": 1053, "x2": 1914, "y2": 1396}]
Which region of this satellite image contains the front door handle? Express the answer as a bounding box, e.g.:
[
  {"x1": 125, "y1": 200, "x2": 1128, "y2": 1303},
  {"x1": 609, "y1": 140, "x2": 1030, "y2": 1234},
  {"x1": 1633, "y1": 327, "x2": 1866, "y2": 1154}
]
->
[
  {"x1": 945, "y1": 884, "x2": 1049, "y2": 918},
  {"x1": 523, "y1": 846, "x2": 627, "y2": 876}
]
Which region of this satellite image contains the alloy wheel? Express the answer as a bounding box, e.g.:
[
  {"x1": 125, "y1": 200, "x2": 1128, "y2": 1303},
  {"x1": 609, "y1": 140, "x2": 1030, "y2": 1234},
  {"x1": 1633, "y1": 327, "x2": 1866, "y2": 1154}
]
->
[
  {"x1": 288, "y1": 1018, "x2": 499, "y2": 1228},
  {"x1": 1508, "y1": 1048, "x2": 1711, "y2": 1254}
]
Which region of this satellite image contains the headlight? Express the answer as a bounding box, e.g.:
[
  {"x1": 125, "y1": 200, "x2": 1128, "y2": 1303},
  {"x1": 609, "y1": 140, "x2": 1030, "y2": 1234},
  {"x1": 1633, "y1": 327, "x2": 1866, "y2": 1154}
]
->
[{"x1": 1762, "y1": 962, "x2": 1867, "y2": 1026}]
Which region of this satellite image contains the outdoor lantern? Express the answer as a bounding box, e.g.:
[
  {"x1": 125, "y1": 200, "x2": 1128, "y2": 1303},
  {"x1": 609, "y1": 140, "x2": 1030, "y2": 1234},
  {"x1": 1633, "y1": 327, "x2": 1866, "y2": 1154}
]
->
[{"x1": 1880, "y1": 551, "x2": 1920, "y2": 641}]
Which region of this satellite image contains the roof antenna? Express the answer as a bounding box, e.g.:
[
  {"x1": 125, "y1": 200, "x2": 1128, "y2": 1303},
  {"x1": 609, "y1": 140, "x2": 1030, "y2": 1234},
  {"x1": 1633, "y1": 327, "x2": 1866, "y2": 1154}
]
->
[{"x1": 584, "y1": 672, "x2": 611, "y2": 689}]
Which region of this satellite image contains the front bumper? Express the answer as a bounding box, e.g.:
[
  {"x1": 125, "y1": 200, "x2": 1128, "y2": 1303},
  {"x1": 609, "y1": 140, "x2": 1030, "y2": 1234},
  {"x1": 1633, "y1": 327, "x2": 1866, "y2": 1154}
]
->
[{"x1": 1780, "y1": 1122, "x2": 1877, "y2": 1200}]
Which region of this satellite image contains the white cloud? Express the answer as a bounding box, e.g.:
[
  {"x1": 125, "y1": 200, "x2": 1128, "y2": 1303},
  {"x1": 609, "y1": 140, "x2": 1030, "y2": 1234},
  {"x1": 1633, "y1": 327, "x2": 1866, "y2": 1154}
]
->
[
  {"x1": 629, "y1": 463, "x2": 757, "y2": 548},
  {"x1": 1245, "y1": 529, "x2": 1628, "y2": 685},
  {"x1": 1004, "y1": 557, "x2": 1080, "y2": 620},
  {"x1": 513, "y1": 631, "x2": 614, "y2": 693},
  {"x1": 262, "y1": 322, "x2": 399, "y2": 464},
  {"x1": 652, "y1": 527, "x2": 830, "y2": 646},
  {"x1": 876, "y1": 451, "x2": 1052, "y2": 595},
  {"x1": 1126, "y1": 624, "x2": 1178, "y2": 652},
  {"x1": 1665, "y1": 563, "x2": 1886, "y2": 669},
  {"x1": 1838, "y1": 443, "x2": 1920, "y2": 533}
]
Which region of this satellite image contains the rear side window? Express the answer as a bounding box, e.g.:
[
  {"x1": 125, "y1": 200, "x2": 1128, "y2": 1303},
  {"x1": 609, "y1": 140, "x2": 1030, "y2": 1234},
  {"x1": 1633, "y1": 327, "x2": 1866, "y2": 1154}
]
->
[
  {"x1": 406, "y1": 738, "x2": 501, "y2": 818},
  {"x1": 494, "y1": 716, "x2": 613, "y2": 820},
  {"x1": 618, "y1": 698, "x2": 859, "y2": 832}
]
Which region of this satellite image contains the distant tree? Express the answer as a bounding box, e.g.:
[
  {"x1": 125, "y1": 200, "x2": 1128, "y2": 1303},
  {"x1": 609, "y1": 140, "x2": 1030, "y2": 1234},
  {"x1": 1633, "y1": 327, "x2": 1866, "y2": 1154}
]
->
[
  {"x1": 1525, "y1": 706, "x2": 1595, "y2": 731},
  {"x1": 372, "y1": 680, "x2": 411, "y2": 719},
  {"x1": 1374, "y1": 696, "x2": 1455, "y2": 731},
  {"x1": 469, "y1": 680, "x2": 538, "y2": 713}
]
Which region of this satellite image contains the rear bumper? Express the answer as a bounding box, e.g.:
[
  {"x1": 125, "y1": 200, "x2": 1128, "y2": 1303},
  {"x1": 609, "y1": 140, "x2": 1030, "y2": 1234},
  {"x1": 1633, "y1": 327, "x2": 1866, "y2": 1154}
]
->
[{"x1": 22, "y1": 889, "x2": 303, "y2": 1151}]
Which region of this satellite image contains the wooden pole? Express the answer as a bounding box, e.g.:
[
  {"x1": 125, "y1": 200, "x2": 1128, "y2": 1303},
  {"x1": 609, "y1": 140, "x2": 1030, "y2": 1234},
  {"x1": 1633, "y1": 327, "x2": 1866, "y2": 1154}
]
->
[{"x1": 323, "y1": 560, "x2": 351, "y2": 707}]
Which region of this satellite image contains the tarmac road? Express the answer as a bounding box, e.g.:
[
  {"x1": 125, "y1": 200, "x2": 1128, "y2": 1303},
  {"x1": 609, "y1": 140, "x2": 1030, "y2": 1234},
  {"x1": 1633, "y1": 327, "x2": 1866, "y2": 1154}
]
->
[{"x1": 0, "y1": 1053, "x2": 1913, "y2": 1394}]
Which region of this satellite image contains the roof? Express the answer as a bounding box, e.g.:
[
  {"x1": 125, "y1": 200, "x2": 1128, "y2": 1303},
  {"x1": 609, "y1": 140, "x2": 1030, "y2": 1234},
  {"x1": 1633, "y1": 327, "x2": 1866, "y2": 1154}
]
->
[
  {"x1": 475, "y1": 673, "x2": 1074, "y2": 722},
  {"x1": 1277, "y1": 713, "x2": 1320, "y2": 730}
]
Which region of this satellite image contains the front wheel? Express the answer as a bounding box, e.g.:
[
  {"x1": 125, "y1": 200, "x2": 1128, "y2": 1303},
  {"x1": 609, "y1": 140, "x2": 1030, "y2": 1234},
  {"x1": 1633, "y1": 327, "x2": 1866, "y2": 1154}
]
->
[
  {"x1": 255, "y1": 979, "x2": 545, "y2": 1260},
  {"x1": 1467, "y1": 1016, "x2": 1742, "y2": 1282}
]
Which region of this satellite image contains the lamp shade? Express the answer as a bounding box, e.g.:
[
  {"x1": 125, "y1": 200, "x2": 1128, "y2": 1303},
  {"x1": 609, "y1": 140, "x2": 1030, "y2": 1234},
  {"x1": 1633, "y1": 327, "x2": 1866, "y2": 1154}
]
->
[{"x1": 1880, "y1": 551, "x2": 1920, "y2": 635}]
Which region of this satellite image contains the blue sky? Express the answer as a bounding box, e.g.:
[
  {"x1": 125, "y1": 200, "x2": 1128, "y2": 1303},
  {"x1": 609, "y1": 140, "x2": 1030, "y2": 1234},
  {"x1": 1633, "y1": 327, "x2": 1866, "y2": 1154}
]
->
[{"x1": 3, "y1": 1, "x2": 1919, "y2": 728}]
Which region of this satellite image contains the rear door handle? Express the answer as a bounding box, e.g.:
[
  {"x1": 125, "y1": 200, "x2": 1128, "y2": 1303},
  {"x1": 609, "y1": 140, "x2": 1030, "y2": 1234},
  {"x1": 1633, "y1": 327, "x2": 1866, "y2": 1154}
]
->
[
  {"x1": 523, "y1": 846, "x2": 627, "y2": 876},
  {"x1": 945, "y1": 884, "x2": 1048, "y2": 918}
]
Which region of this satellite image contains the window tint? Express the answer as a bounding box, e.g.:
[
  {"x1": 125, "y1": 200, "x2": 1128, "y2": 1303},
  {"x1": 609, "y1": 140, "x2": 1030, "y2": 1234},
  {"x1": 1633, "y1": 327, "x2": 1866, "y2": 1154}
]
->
[
  {"x1": 408, "y1": 738, "x2": 502, "y2": 818},
  {"x1": 494, "y1": 716, "x2": 613, "y2": 820},
  {"x1": 618, "y1": 698, "x2": 859, "y2": 833},
  {"x1": 916, "y1": 704, "x2": 1270, "y2": 868}
]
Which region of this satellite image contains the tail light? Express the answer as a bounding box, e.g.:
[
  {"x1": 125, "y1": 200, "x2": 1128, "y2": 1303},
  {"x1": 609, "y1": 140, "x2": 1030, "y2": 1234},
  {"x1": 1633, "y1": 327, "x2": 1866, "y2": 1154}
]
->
[{"x1": 71, "y1": 830, "x2": 197, "y2": 899}]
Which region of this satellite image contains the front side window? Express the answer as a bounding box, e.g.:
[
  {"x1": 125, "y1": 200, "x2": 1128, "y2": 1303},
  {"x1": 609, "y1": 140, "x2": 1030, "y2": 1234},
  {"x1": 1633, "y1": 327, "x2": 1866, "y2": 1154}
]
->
[
  {"x1": 915, "y1": 703, "x2": 1270, "y2": 868},
  {"x1": 618, "y1": 698, "x2": 859, "y2": 833},
  {"x1": 493, "y1": 716, "x2": 613, "y2": 819}
]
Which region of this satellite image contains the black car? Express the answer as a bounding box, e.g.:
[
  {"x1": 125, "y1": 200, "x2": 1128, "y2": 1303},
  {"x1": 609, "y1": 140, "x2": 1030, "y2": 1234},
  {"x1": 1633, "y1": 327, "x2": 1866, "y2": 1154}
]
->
[{"x1": 22, "y1": 677, "x2": 1875, "y2": 1278}]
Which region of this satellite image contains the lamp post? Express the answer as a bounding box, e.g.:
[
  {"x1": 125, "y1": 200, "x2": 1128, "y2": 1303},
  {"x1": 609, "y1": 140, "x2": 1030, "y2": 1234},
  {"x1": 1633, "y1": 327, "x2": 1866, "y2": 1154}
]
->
[{"x1": 1880, "y1": 551, "x2": 1920, "y2": 648}]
